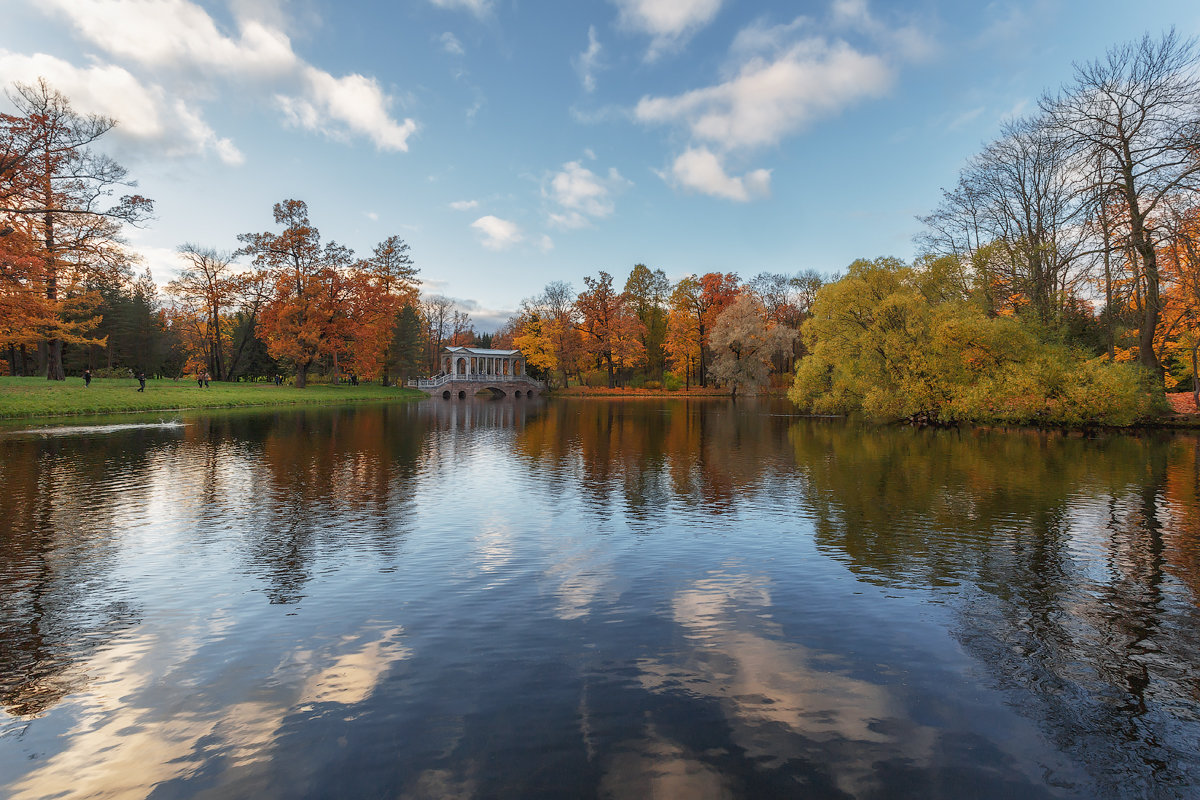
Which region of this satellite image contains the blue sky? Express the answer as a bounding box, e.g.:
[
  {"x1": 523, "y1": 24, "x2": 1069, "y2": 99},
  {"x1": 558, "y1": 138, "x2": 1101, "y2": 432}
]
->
[{"x1": 3, "y1": 0, "x2": 1199, "y2": 330}]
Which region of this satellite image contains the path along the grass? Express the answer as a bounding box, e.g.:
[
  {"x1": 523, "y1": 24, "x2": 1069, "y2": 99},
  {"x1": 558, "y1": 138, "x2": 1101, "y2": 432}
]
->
[{"x1": 0, "y1": 376, "x2": 424, "y2": 419}]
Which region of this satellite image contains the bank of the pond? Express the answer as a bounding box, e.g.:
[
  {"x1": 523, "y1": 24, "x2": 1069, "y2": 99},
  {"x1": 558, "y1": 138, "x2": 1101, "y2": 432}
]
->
[
  {"x1": 550, "y1": 385, "x2": 781, "y2": 398},
  {"x1": 0, "y1": 376, "x2": 424, "y2": 419}
]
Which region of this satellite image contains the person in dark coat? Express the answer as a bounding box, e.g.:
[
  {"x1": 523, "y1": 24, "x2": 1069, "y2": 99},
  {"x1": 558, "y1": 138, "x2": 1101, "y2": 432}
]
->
[
  {"x1": 137, "y1": 372, "x2": 146, "y2": 392},
  {"x1": 84, "y1": 369, "x2": 91, "y2": 387}
]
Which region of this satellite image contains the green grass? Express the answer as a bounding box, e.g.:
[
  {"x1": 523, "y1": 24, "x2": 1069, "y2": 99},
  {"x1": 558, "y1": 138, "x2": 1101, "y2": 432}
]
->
[{"x1": 0, "y1": 376, "x2": 425, "y2": 419}]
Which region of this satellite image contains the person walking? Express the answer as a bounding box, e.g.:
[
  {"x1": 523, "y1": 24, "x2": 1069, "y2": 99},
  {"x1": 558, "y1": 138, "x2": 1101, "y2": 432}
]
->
[
  {"x1": 202, "y1": 371, "x2": 211, "y2": 388},
  {"x1": 83, "y1": 368, "x2": 91, "y2": 387},
  {"x1": 137, "y1": 371, "x2": 146, "y2": 392}
]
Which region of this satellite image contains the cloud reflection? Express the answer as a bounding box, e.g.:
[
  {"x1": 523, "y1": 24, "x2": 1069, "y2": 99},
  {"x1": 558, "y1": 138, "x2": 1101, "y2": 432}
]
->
[
  {"x1": 4, "y1": 626, "x2": 409, "y2": 799},
  {"x1": 626, "y1": 572, "x2": 934, "y2": 796}
]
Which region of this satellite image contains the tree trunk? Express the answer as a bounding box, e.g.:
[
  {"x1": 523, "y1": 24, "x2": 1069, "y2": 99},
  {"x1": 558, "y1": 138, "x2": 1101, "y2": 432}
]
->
[
  {"x1": 43, "y1": 200, "x2": 64, "y2": 381},
  {"x1": 1192, "y1": 342, "x2": 1199, "y2": 412},
  {"x1": 296, "y1": 360, "x2": 311, "y2": 389},
  {"x1": 1124, "y1": 162, "x2": 1163, "y2": 380},
  {"x1": 45, "y1": 339, "x2": 64, "y2": 381},
  {"x1": 1135, "y1": 236, "x2": 1162, "y2": 380}
]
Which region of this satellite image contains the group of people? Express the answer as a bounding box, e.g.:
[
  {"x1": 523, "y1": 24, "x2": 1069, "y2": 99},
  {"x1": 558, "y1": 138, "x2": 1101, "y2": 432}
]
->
[{"x1": 196, "y1": 371, "x2": 211, "y2": 388}]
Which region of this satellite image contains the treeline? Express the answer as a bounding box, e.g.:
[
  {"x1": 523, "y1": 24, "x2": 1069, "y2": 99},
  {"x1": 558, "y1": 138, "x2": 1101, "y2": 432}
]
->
[
  {"x1": 791, "y1": 31, "x2": 1200, "y2": 426},
  {"x1": 499, "y1": 267, "x2": 820, "y2": 393}
]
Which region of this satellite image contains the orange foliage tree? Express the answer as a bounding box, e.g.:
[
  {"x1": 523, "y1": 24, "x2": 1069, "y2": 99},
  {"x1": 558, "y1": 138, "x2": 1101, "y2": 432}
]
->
[
  {"x1": 346, "y1": 236, "x2": 419, "y2": 384},
  {"x1": 0, "y1": 79, "x2": 152, "y2": 379},
  {"x1": 236, "y1": 199, "x2": 353, "y2": 388},
  {"x1": 575, "y1": 271, "x2": 645, "y2": 388},
  {"x1": 667, "y1": 272, "x2": 740, "y2": 386}
]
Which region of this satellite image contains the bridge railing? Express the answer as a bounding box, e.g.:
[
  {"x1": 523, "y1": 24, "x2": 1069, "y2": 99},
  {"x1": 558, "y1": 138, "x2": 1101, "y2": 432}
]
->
[{"x1": 407, "y1": 374, "x2": 546, "y2": 390}]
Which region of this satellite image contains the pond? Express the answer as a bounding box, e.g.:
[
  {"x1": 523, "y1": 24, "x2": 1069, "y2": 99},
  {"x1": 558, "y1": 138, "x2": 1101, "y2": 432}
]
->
[{"x1": 1, "y1": 398, "x2": 1198, "y2": 799}]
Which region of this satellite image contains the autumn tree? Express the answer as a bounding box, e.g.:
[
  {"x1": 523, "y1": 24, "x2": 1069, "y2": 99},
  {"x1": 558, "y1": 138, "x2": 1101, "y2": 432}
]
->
[
  {"x1": 575, "y1": 270, "x2": 645, "y2": 388},
  {"x1": 167, "y1": 244, "x2": 236, "y2": 381},
  {"x1": 541, "y1": 280, "x2": 583, "y2": 386},
  {"x1": 236, "y1": 199, "x2": 352, "y2": 388},
  {"x1": 1, "y1": 79, "x2": 152, "y2": 379},
  {"x1": 513, "y1": 312, "x2": 556, "y2": 379},
  {"x1": 665, "y1": 304, "x2": 700, "y2": 388},
  {"x1": 1160, "y1": 203, "x2": 1200, "y2": 406},
  {"x1": 667, "y1": 272, "x2": 740, "y2": 386},
  {"x1": 708, "y1": 295, "x2": 796, "y2": 398},
  {"x1": 790, "y1": 257, "x2": 1155, "y2": 426},
  {"x1": 624, "y1": 264, "x2": 670, "y2": 379},
  {"x1": 349, "y1": 236, "x2": 419, "y2": 384},
  {"x1": 747, "y1": 269, "x2": 823, "y2": 372}
]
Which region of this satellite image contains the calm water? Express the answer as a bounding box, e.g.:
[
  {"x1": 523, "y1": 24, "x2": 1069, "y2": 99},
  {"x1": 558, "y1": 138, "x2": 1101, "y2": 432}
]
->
[{"x1": 1, "y1": 398, "x2": 1199, "y2": 799}]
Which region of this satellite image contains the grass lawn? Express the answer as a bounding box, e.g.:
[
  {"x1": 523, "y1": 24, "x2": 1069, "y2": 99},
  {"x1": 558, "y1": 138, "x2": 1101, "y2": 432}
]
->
[{"x1": 0, "y1": 376, "x2": 425, "y2": 419}]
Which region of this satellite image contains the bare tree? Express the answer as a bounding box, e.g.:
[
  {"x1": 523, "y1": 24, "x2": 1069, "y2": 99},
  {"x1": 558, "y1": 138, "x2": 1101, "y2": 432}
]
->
[
  {"x1": 708, "y1": 295, "x2": 796, "y2": 398},
  {"x1": 972, "y1": 117, "x2": 1092, "y2": 324},
  {"x1": 1042, "y1": 30, "x2": 1200, "y2": 378},
  {"x1": 420, "y1": 294, "x2": 453, "y2": 372}
]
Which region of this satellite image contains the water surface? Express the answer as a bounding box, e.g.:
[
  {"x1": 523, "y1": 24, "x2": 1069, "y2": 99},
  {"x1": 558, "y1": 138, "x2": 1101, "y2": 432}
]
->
[{"x1": 1, "y1": 398, "x2": 1198, "y2": 798}]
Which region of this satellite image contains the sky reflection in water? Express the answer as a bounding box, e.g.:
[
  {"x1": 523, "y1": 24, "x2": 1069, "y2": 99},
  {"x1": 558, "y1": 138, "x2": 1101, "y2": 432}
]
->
[{"x1": 1, "y1": 399, "x2": 1198, "y2": 799}]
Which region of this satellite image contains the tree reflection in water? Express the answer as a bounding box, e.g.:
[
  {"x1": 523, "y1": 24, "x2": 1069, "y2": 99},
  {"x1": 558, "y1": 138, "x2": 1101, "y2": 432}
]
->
[
  {"x1": 789, "y1": 421, "x2": 1200, "y2": 795},
  {"x1": 0, "y1": 400, "x2": 1198, "y2": 798}
]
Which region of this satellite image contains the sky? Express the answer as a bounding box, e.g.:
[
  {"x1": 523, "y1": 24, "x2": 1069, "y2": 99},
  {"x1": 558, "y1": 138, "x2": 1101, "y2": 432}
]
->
[{"x1": 3, "y1": 0, "x2": 1199, "y2": 331}]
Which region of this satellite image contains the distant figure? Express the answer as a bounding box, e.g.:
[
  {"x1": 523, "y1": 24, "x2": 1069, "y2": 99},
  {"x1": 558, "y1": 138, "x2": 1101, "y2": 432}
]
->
[
  {"x1": 203, "y1": 371, "x2": 211, "y2": 388},
  {"x1": 197, "y1": 373, "x2": 203, "y2": 388},
  {"x1": 274, "y1": 374, "x2": 282, "y2": 386},
  {"x1": 137, "y1": 371, "x2": 146, "y2": 392},
  {"x1": 83, "y1": 368, "x2": 91, "y2": 387},
  {"x1": 350, "y1": 374, "x2": 359, "y2": 386}
]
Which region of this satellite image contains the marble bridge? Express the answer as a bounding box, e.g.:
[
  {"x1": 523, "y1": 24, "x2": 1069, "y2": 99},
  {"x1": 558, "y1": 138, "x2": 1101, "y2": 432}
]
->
[{"x1": 407, "y1": 345, "x2": 546, "y2": 399}]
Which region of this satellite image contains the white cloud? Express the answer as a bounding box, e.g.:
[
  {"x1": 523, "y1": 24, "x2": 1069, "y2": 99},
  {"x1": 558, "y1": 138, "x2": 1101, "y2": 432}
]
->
[
  {"x1": 613, "y1": 0, "x2": 723, "y2": 59},
  {"x1": 669, "y1": 147, "x2": 770, "y2": 202},
  {"x1": 830, "y1": 0, "x2": 934, "y2": 61},
  {"x1": 636, "y1": 36, "x2": 892, "y2": 151},
  {"x1": 366, "y1": 211, "x2": 379, "y2": 221},
  {"x1": 277, "y1": 67, "x2": 417, "y2": 152},
  {"x1": 537, "y1": 235, "x2": 555, "y2": 253},
  {"x1": 29, "y1": 0, "x2": 417, "y2": 157},
  {"x1": 449, "y1": 199, "x2": 479, "y2": 211},
  {"x1": 0, "y1": 51, "x2": 243, "y2": 165},
  {"x1": 574, "y1": 26, "x2": 603, "y2": 92},
  {"x1": 36, "y1": 0, "x2": 296, "y2": 76},
  {"x1": 545, "y1": 161, "x2": 630, "y2": 229},
  {"x1": 471, "y1": 215, "x2": 523, "y2": 250},
  {"x1": 635, "y1": 7, "x2": 931, "y2": 201},
  {"x1": 429, "y1": 0, "x2": 492, "y2": 19},
  {"x1": 440, "y1": 32, "x2": 465, "y2": 56}
]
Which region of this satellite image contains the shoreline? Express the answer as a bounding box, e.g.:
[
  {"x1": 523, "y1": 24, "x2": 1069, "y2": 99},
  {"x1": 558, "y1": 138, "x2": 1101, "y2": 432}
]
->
[{"x1": 0, "y1": 377, "x2": 425, "y2": 422}]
